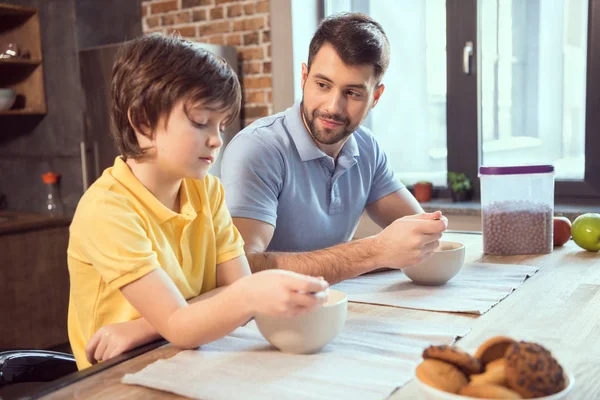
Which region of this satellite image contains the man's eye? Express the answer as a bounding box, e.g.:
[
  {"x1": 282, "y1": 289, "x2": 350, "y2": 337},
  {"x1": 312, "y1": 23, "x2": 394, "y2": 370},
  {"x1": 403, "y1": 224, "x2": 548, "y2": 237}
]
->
[{"x1": 316, "y1": 82, "x2": 328, "y2": 89}]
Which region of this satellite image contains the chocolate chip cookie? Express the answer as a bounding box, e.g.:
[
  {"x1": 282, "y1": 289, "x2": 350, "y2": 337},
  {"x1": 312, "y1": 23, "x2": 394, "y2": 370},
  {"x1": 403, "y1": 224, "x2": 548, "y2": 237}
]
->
[{"x1": 504, "y1": 341, "x2": 566, "y2": 398}]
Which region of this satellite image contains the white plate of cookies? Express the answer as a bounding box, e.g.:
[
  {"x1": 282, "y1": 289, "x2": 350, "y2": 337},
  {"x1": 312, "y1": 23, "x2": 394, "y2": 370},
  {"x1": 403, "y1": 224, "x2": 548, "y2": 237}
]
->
[{"x1": 414, "y1": 336, "x2": 574, "y2": 399}]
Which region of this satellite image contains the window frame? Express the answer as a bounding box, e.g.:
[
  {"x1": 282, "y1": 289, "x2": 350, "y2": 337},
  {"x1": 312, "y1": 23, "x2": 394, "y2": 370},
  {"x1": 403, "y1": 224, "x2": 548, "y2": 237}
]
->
[
  {"x1": 315, "y1": 0, "x2": 600, "y2": 203},
  {"x1": 447, "y1": 0, "x2": 600, "y2": 203}
]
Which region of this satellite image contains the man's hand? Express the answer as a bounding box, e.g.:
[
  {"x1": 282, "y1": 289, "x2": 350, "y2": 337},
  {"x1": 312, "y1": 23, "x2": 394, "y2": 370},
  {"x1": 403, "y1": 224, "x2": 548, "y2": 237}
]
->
[{"x1": 373, "y1": 211, "x2": 448, "y2": 269}]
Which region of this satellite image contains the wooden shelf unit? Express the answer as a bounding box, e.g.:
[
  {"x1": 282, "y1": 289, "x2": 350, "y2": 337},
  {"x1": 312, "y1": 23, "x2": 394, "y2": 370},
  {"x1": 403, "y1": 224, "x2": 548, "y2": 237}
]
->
[
  {"x1": 0, "y1": 57, "x2": 41, "y2": 65},
  {"x1": 0, "y1": 3, "x2": 46, "y2": 115},
  {"x1": 0, "y1": 108, "x2": 44, "y2": 116}
]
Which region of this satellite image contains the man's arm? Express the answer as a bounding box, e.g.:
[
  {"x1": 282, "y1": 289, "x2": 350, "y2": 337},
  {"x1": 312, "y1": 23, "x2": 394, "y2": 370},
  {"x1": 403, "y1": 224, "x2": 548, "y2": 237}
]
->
[
  {"x1": 234, "y1": 213, "x2": 446, "y2": 285},
  {"x1": 365, "y1": 188, "x2": 424, "y2": 228},
  {"x1": 236, "y1": 216, "x2": 380, "y2": 283}
]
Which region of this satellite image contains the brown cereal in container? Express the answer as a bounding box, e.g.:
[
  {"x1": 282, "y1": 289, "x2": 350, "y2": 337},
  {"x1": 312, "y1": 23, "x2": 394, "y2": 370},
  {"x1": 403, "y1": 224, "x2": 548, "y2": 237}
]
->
[{"x1": 482, "y1": 200, "x2": 553, "y2": 255}]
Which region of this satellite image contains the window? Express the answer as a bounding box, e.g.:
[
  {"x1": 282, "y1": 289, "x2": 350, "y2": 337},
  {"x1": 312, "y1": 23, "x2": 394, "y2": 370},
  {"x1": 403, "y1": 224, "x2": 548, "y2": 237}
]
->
[
  {"x1": 323, "y1": 0, "x2": 600, "y2": 200},
  {"x1": 326, "y1": 0, "x2": 449, "y2": 187},
  {"x1": 480, "y1": 0, "x2": 588, "y2": 181}
]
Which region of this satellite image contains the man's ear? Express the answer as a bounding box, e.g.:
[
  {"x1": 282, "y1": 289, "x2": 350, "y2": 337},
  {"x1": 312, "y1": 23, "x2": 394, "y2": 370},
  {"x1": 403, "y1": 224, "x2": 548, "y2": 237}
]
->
[
  {"x1": 301, "y1": 62, "x2": 309, "y2": 90},
  {"x1": 371, "y1": 84, "x2": 385, "y2": 108}
]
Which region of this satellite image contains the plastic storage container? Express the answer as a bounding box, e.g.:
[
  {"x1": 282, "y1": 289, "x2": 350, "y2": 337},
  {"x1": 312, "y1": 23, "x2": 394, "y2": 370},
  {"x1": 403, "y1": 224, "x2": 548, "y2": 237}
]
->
[{"x1": 479, "y1": 165, "x2": 555, "y2": 255}]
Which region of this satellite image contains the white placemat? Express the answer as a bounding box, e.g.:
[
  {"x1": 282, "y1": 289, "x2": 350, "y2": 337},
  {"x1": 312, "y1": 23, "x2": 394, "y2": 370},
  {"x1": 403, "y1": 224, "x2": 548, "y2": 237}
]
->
[
  {"x1": 333, "y1": 263, "x2": 539, "y2": 314},
  {"x1": 122, "y1": 313, "x2": 470, "y2": 400}
]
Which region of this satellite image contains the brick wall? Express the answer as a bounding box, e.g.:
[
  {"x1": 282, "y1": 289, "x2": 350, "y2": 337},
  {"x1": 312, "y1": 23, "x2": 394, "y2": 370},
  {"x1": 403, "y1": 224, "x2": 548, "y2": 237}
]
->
[{"x1": 141, "y1": 0, "x2": 272, "y2": 126}]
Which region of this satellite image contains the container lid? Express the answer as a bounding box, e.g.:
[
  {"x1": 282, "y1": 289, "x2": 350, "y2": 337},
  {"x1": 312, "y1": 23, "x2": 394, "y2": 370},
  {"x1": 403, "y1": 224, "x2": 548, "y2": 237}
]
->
[{"x1": 479, "y1": 165, "x2": 554, "y2": 176}]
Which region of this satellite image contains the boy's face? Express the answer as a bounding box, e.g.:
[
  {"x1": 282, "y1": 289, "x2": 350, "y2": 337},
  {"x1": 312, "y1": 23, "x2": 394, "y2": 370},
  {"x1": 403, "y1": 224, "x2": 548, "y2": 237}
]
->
[
  {"x1": 150, "y1": 100, "x2": 227, "y2": 180},
  {"x1": 300, "y1": 43, "x2": 384, "y2": 146}
]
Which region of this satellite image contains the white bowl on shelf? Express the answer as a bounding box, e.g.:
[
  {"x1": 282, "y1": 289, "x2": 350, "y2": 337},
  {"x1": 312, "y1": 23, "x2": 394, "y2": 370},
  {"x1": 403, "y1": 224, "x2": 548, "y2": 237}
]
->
[
  {"x1": 0, "y1": 88, "x2": 16, "y2": 111},
  {"x1": 414, "y1": 369, "x2": 575, "y2": 400}
]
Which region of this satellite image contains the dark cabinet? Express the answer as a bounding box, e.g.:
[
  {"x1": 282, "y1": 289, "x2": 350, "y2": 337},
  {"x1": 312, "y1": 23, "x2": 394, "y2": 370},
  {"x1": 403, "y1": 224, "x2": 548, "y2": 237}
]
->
[
  {"x1": 0, "y1": 0, "x2": 142, "y2": 214},
  {"x1": 0, "y1": 212, "x2": 71, "y2": 349}
]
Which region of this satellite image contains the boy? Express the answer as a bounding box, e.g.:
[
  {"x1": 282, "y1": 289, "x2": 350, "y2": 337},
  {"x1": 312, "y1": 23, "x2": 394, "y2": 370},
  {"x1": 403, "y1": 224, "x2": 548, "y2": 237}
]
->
[{"x1": 67, "y1": 34, "x2": 328, "y2": 370}]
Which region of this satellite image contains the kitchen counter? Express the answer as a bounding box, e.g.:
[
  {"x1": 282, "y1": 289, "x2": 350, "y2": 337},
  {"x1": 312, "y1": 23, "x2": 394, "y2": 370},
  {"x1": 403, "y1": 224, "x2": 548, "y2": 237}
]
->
[
  {"x1": 31, "y1": 232, "x2": 600, "y2": 400},
  {"x1": 421, "y1": 199, "x2": 598, "y2": 221},
  {"x1": 0, "y1": 211, "x2": 71, "y2": 235}
]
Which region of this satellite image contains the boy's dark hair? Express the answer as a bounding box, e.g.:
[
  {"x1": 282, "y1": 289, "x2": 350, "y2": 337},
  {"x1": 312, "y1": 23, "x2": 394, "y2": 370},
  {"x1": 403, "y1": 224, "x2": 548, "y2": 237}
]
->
[
  {"x1": 111, "y1": 33, "x2": 241, "y2": 160},
  {"x1": 307, "y1": 13, "x2": 390, "y2": 83}
]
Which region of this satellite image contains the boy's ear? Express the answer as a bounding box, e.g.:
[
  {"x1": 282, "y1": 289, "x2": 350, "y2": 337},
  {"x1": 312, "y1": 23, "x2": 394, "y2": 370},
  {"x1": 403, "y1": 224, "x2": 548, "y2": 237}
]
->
[{"x1": 127, "y1": 108, "x2": 151, "y2": 137}]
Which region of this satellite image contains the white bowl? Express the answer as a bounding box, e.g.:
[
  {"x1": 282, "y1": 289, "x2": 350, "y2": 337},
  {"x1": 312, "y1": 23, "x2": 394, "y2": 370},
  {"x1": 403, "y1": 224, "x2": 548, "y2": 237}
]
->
[
  {"x1": 415, "y1": 369, "x2": 575, "y2": 400},
  {"x1": 402, "y1": 241, "x2": 465, "y2": 286},
  {"x1": 254, "y1": 289, "x2": 348, "y2": 354},
  {"x1": 0, "y1": 88, "x2": 16, "y2": 111}
]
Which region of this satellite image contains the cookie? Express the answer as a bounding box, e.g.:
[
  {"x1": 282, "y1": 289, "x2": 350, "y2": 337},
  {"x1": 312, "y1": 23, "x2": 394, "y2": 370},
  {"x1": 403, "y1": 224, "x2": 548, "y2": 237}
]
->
[
  {"x1": 459, "y1": 383, "x2": 523, "y2": 399},
  {"x1": 422, "y1": 344, "x2": 482, "y2": 375},
  {"x1": 416, "y1": 359, "x2": 468, "y2": 394},
  {"x1": 475, "y1": 336, "x2": 517, "y2": 366},
  {"x1": 504, "y1": 341, "x2": 566, "y2": 398},
  {"x1": 486, "y1": 358, "x2": 506, "y2": 371},
  {"x1": 469, "y1": 363, "x2": 507, "y2": 386}
]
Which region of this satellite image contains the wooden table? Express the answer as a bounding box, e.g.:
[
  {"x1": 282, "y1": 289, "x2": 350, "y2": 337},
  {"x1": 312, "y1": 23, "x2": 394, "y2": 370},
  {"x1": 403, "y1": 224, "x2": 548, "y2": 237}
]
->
[{"x1": 37, "y1": 232, "x2": 600, "y2": 399}]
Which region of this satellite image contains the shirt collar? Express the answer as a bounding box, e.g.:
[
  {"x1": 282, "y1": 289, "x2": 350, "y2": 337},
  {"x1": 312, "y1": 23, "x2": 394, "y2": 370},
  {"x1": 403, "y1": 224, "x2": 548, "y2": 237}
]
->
[{"x1": 110, "y1": 157, "x2": 198, "y2": 224}]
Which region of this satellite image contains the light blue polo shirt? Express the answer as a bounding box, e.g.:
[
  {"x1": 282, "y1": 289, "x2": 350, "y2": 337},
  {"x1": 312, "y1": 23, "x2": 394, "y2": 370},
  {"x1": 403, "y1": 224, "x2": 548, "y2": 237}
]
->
[{"x1": 220, "y1": 101, "x2": 404, "y2": 252}]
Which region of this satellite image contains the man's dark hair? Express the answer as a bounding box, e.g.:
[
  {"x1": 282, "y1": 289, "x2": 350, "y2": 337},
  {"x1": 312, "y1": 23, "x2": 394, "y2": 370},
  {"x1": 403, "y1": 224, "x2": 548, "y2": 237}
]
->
[{"x1": 307, "y1": 12, "x2": 390, "y2": 83}]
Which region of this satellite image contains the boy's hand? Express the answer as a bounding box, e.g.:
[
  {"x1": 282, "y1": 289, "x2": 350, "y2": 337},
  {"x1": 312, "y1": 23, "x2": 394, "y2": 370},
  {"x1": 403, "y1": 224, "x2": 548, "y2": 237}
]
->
[
  {"x1": 237, "y1": 270, "x2": 329, "y2": 318},
  {"x1": 85, "y1": 319, "x2": 159, "y2": 365}
]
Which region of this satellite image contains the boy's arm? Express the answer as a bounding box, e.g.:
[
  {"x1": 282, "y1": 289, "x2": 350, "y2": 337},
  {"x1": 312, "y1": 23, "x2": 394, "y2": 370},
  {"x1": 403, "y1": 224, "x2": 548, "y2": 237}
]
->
[
  {"x1": 116, "y1": 263, "x2": 325, "y2": 348},
  {"x1": 85, "y1": 255, "x2": 252, "y2": 364}
]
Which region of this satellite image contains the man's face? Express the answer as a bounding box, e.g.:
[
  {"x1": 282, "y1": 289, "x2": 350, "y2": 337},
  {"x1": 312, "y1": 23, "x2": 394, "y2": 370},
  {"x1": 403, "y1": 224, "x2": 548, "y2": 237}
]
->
[{"x1": 301, "y1": 43, "x2": 384, "y2": 146}]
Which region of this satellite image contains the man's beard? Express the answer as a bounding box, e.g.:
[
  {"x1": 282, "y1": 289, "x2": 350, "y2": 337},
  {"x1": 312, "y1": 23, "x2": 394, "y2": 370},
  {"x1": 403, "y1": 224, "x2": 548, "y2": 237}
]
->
[{"x1": 301, "y1": 100, "x2": 357, "y2": 145}]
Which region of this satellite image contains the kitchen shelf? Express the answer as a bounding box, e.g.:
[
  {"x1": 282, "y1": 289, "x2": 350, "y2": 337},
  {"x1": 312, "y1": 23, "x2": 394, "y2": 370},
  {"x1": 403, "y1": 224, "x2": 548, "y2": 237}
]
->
[
  {"x1": 0, "y1": 2, "x2": 46, "y2": 117},
  {"x1": 0, "y1": 108, "x2": 45, "y2": 116},
  {"x1": 0, "y1": 58, "x2": 42, "y2": 66},
  {"x1": 0, "y1": 3, "x2": 36, "y2": 17}
]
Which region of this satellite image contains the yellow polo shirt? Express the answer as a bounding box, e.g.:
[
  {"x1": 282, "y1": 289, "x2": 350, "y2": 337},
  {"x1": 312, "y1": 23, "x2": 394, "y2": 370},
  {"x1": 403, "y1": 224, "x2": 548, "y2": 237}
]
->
[{"x1": 67, "y1": 157, "x2": 245, "y2": 369}]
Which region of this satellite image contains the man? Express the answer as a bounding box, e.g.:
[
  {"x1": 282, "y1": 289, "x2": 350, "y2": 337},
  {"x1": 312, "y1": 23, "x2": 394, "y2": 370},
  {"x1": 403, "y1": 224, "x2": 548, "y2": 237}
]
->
[{"x1": 221, "y1": 13, "x2": 447, "y2": 284}]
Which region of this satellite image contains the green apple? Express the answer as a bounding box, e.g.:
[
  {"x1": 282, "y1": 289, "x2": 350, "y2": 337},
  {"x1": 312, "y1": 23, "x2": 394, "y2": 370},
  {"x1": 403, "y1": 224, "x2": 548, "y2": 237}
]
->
[{"x1": 571, "y1": 213, "x2": 600, "y2": 252}]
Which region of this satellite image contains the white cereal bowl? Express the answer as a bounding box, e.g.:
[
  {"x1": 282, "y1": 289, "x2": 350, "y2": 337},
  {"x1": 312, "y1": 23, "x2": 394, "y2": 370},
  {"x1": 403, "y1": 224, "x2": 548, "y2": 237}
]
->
[
  {"x1": 402, "y1": 241, "x2": 465, "y2": 286},
  {"x1": 0, "y1": 88, "x2": 16, "y2": 111},
  {"x1": 254, "y1": 289, "x2": 348, "y2": 354},
  {"x1": 414, "y1": 369, "x2": 575, "y2": 400}
]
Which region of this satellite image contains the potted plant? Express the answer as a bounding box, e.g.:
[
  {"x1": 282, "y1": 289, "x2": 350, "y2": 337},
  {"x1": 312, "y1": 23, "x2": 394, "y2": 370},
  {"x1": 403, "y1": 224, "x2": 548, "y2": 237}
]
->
[
  {"x1": 413, "y1": 181, "x2": 433, "y2": 203},
  {"x1": 447, "y1": 172, "x2": 472, "y2": 202}
]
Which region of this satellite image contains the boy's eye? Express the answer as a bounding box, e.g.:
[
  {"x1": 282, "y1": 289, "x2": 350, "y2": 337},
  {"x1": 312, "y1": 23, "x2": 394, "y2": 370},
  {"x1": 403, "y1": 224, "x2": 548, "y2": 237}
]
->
[
  {"x1": 347, "y1": 91, "x2": 361, "y2": 98},
  {"x1": 192, "y1": 121, "x2": 207, "y2": 128}
]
